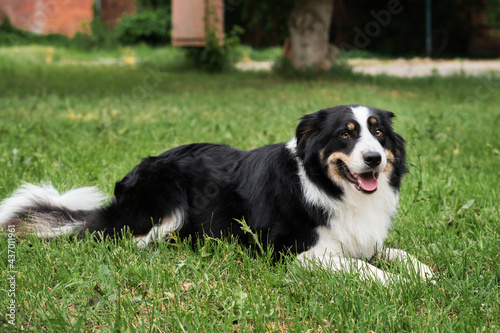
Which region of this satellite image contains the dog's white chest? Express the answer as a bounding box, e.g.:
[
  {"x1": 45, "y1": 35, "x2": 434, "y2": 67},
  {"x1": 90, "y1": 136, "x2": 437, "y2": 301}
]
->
[
  {"x1": 301, "y1": 168, "x2": 399, "y2": 259},
  {"x1": 326, "y1": 182, "x2": 398, "y2": 258}
]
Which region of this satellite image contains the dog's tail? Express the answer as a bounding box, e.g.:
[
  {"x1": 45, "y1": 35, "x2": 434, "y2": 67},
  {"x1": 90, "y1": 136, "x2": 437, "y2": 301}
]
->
[{"x1": 0, "y1": 183, "x2": 108, "y2": 239}]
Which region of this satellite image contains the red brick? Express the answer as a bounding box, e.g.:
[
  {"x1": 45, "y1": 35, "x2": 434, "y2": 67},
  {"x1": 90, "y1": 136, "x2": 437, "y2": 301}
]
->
[
  {"x1": 101, "y1": 0, "x2": 135, "y2": 29},
  {"x1": 0, "y1": 0, "x2": 93, "y2": 36}
]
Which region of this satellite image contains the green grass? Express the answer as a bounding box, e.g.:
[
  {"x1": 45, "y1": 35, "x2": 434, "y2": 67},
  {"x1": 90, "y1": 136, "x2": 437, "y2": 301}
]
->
[{"x1": 0, "y1": 45, "x2": 499, "y2": 332}]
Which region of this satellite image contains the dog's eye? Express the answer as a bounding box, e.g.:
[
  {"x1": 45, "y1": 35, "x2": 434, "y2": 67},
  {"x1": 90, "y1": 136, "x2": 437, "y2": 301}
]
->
[
  {"x1": 341, "y1": 132, "x2": 350, "y2": 139},
  {"x1": 375, "y1": 129, "x2": 382, "y2": 137}
]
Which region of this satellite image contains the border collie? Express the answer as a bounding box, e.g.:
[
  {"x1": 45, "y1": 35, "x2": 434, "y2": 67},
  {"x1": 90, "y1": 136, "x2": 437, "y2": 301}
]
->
[{"x1": 0, "y1": 105, "x2": 434, "y2": 284}]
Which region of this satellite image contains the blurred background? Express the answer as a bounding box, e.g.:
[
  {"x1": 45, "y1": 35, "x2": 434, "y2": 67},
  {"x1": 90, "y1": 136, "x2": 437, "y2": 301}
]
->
[
  {"x1": 0, "y1": 0, "x2": 499, "y2": 66},
  {"x1": 1, "y1": 2, "x2": 499, "y2": 331}
]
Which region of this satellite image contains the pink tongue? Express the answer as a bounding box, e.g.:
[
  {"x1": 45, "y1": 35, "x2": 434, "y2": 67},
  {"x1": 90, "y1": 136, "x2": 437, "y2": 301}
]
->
[{"x1": 358, "y1": 172, "x2": 378, "y2": 192}]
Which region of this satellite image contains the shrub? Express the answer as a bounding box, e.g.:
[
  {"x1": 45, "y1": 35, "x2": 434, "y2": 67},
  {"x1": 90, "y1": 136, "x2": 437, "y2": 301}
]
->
[
  {"x1": 115, "y1": 9, "x2": 171, "y2": 46},
  {"x1": 0, "y1": 15, "x2": 117, "y2": 50},
  {"x1": 71, "y1": 20, "x2": 118, "y2": 51},
  {"x1": 184, "y1": 26, "x2": 244, "y2": 72},
  {"x1": 0, "y1": 16, "x2": 70, "y2": 47}
]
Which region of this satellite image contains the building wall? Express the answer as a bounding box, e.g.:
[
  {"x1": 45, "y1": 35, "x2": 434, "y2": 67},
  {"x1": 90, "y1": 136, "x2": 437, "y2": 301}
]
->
[
  {"x1": 172, "y1": 0, "x2": 223, "y2": 46},
  {"x1": 0, "y1": 0, "x2": 94, "y2": 36},
  {"x1": 0, "y1": 0, "x2": 135, "y2": 36},
  {"x1": 100, "y1": 0, "x2": 135, "y2": 29}
]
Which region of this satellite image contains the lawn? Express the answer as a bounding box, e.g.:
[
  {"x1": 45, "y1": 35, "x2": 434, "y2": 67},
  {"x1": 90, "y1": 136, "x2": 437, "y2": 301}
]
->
[{"x1": 0, "y1": 45, "x2": 499, "y2": 332}]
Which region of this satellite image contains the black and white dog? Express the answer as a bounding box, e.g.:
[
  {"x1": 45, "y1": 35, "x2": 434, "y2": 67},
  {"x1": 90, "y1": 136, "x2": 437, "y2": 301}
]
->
[{"x1": 0, "y1": 105, "x2": 433, "y2": 284}]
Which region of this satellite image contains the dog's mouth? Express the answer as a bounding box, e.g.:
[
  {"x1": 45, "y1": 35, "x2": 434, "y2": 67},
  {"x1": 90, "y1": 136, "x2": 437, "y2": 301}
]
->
[{"x1": 337, "y1": 160, "x2": 379, "y2": 193}]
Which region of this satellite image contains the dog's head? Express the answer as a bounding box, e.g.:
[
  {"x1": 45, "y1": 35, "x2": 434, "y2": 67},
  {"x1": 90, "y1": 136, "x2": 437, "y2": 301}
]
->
[{"x1": 294, "y1": 105, "x2": 406, "y2": 196}]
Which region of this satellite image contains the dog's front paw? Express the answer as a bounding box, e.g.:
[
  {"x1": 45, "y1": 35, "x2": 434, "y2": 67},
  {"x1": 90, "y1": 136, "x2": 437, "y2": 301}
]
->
[{"x1": 417, "y1": 263, "x2": 436, "y2": 284}]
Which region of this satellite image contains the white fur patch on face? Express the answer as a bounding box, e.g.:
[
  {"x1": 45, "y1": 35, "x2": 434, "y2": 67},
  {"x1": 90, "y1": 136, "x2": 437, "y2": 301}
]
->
[{"x1": 349, "y1": 106, "x2": 387, "y2": 174}]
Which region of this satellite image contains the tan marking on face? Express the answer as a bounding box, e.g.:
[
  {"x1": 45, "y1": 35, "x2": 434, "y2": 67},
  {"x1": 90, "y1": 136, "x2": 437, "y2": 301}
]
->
[
  {"x1": 326, "y1": 152, "x2": 354, "y2": 185},
  {"x1": 385, "y1": 149, "x2": 394, "y2": 162},
  {"x1": 383, "y1": 149, "x2": 394, "y2": 174},
  {"x1": 347, "y1": 122, "x2": 355, "y2": 131},
  {"x1": 369, "y1": 117, "x2": 378, "y2": 125}
]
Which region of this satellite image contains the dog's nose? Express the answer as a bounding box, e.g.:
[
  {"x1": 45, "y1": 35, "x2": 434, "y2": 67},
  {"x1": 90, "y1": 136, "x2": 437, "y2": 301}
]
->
[{"x1": 363, "y1": 152, "x2": 382, "y2": 168}]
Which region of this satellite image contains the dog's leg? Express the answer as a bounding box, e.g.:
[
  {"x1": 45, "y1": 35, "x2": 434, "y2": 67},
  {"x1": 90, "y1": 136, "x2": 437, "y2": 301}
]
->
[
  {"x1": 297, "y1": 251, "x2": 403, "y2": 285},
  {"x1": 377, "y1": 248, "x2": 435, "y2": 283},
  {"x1": 134, "y1": 209, "x2": 184, "y2": 249}
]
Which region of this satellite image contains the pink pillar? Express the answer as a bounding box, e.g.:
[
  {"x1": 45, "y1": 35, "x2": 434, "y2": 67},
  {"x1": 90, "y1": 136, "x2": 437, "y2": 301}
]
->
[{"x1": 171, "y1": 0, "x2": 223, "y2": 46}]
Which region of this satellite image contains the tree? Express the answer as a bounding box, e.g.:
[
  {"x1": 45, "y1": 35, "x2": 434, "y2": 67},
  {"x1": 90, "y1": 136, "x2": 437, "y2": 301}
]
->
[
  {"x1": 172, "y1": 0, "x2": 339, "y2": 71},
  {"x1": 287, "y1": 0, "x2": 337, "y2": 70}
]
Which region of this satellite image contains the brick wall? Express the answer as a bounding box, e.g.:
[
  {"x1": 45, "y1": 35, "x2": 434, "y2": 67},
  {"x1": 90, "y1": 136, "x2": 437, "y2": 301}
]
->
[
  {"x1": 0, "y1": 0, "x2": 135, "y2": 35},
  {"x1": 100, "y1": 0, "x2": 135, "y2": 29},
  {"x1": 0, "y1": 0, "x2": 94, "y2": 36}
]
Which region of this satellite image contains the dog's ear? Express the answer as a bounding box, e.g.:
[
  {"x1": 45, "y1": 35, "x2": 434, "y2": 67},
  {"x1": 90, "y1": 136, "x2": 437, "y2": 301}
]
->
[
  {"x1": 385, "y1": 110, "x2": 396, "y2": 119},
  {"x1": 296, "y1": 110, "x2": 327, "y2": 149},
  {"x1": 296, "y1": 115, "x2": 316, "y2": 147}
]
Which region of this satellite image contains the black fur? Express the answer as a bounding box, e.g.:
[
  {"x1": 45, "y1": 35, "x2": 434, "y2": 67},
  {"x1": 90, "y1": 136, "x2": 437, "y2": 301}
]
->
[
  {"x1": 82, "y1": 105, "x2": 405, "y2": 253},
  {"x1": 1, "y1": 105, "x2": 406, "y2": 257},
  {"x1": 83, "y1": 142, "x2": 323, "y2": 254}
]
